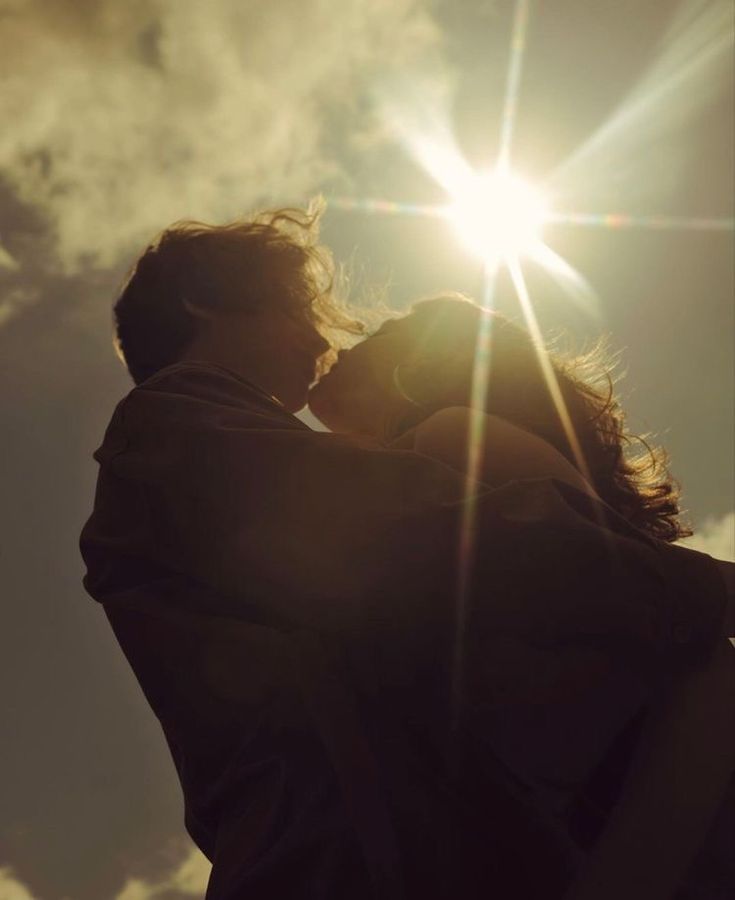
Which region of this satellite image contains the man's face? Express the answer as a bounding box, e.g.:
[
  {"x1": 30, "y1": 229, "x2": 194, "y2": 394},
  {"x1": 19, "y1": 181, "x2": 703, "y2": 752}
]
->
[
  {"x1": 216, "y1": 305, "x2": 330, "y2": 412},
  {"x1": 262, "y1": 308, "x2": 331, "y2": 411},
  {"x1": 180, "y1": 295, "x2": 331, "y2": 412}
]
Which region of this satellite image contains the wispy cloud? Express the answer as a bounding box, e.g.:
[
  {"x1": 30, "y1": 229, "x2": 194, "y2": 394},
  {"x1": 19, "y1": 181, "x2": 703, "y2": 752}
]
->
[
  {"x1": 680, "y1": 510, "x2": 735, "y2": 562},
  {"x1": 0, "y1": 846, "x2": 210, "y2": 900},
  {"x1": 0, "y1": 866, "x2": 39, "y2": 900},
  {"x1": 0, "y1": 238, "x2": 19, "y2": 271},
  {"x1": 0, "y1": 842, "x2": 210, "y2": 900},
  {"x1": 113, "y1": 845, "x2": 211, "y2": 900},
  {"x1": 0, "y1": 286, "x2": 40, "y2": 327},
  {"x1": 0, "y1": 0, "x2": 444, "y2": 273}
]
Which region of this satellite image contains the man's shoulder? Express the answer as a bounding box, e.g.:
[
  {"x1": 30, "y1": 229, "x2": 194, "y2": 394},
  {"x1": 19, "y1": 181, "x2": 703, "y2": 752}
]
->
[
  {"x1": 141, "y1": 361, "x2": 277, "y2": 403},
  {"x1": 124, "y1": 361, "x2": 305, "y2": 426},
  {"x1": 94, "y1": 362, "x2": 310, "y2": 465}
]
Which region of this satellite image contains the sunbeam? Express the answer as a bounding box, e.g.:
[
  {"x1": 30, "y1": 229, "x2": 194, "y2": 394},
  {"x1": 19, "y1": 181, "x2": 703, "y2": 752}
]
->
[
  {"x1": 507, "y1": 260, "x2": 620, "y2": 553},
  {"x1": 498, "y1": 0, "x2": 533, "y2": 168},
  {"x1": 529, "y1": 242, "x2": 600, "y2": 316},
  {"x1": 549, "y1": 211, "x2": 735, "y2": 231},
  {"x1": 452, "y1": 266, "x2": 500, "y2": 748},
  {"x1": 550, "y1": 0, "x2": 734, "y2": 202},
  {"x1": 507, "y1": 258, "x2": 593, "y2": 487}
]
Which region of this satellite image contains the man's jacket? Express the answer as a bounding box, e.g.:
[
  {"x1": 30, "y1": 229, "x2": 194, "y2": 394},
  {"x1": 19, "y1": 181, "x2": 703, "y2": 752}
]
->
[{"x1": 80, "y1": 362, "x2": 727, "y2": 899}]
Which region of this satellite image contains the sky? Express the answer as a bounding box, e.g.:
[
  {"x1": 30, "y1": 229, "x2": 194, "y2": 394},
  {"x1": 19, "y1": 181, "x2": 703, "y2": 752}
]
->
[{"x1": 0, "y1": 1, "x2": 733, "y2": 897}]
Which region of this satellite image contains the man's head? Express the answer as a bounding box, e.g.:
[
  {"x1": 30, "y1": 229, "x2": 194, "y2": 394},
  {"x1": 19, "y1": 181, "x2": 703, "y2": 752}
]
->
[{"x1": 114, "y1": 204, "x2": 361, "y2": 411}]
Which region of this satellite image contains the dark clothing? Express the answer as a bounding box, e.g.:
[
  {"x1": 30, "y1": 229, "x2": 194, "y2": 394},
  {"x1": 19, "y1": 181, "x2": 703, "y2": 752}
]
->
[{"x1": 81, "y1": 362, "x2": 727, "y2": 898}]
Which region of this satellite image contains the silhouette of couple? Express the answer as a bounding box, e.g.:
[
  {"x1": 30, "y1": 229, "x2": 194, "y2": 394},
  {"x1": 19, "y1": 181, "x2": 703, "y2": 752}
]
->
[{"x1": 81, "y1": 206, "x2": 734, "y2": 899}]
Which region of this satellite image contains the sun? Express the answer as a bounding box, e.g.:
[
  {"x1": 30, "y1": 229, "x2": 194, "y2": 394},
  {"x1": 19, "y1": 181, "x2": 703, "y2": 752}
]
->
[{"x1": 445, "y1": 166, "x2": 549, "y2": 265}]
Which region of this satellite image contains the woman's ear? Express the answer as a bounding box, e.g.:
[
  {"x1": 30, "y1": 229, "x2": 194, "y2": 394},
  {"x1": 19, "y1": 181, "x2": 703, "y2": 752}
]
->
[
  {"x1": 400, "y1": 350, "x2": 471, "y2": 408},
  {"x1": 182, "y1": 296, "x2": 215, "y2": 320},
  {"x1": 394, "y1": 360, "x2": 431, "y2": 407}
]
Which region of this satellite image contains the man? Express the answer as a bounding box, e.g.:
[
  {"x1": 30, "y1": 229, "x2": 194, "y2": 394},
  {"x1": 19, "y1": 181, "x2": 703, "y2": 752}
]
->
[{"x1": 81, "y1": 206, "x2": 732, "y2": 898}]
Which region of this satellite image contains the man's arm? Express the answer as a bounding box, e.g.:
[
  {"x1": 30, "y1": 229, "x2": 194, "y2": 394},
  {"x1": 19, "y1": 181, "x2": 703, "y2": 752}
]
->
[{"x1": 82, "y1": 368, "x2": 729, "y2": 669}]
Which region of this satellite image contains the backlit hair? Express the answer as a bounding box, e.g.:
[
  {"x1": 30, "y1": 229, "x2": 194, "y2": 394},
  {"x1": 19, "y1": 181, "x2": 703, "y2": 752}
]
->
[
  {"x1": 392, "y1": 294, "x2": 689, "y2": 542},
  {"x1": 114, "y1": 202, "x2": 362, "y2": 385}
]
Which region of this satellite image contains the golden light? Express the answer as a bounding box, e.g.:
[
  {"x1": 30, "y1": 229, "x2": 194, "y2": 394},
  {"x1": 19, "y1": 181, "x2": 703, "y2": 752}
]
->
[
  {"x1": 446, "y1": 166, "x2": 549, "y2": 264},
  {"x1": 330, "y1": 0, "x2": 734, "y2": 736}
]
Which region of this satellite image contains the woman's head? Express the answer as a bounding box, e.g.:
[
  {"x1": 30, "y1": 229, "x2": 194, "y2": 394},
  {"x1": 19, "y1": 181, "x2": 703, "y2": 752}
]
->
[
  {"x1": 309, "y1": 293, "x2": 555, "y2": 440},
  {"x1": 309, "y1": 293, "x2": 688, "y2": 541}
]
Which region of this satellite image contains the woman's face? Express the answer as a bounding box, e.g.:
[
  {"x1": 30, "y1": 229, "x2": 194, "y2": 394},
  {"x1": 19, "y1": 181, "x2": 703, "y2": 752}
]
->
[{"x1": 308, "y1": 317, "x2": 412, "y2": 436}]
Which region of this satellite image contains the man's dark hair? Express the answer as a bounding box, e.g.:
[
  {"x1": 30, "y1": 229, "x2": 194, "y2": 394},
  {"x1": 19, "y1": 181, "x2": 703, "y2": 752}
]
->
[{"x1": 114, "y1": 203, "x2": 362, "y2": 385}]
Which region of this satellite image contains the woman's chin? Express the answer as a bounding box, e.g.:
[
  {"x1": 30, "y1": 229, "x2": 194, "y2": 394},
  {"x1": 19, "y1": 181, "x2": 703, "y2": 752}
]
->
[
  {"x1": 307, "y1": 381, "x2": 339, "y2": 429},
  {"x1": 308, "y1": 379, "x2": 375, "y2": 437}
]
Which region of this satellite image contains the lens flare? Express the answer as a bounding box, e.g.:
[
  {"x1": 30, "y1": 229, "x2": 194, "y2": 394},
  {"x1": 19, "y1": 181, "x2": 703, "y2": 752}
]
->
[
  {"x1": 327, "y1": 0, "x2": 732, "y2": 752},
  {"x1": 446, "y1": 167, "x2": 549, "y2": 264}
]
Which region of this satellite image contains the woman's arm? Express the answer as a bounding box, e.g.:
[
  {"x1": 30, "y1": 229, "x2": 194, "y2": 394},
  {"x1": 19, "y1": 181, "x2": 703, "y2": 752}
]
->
[
  {"x1": 407, "y1": 407, "x2": 735, "y2": 897},
  {"x1": 409, "y1": 406, "x2": 600, "y2": 498},
  {"x1": 564, "y1": 638, "x2": 735, "y2": 900}
]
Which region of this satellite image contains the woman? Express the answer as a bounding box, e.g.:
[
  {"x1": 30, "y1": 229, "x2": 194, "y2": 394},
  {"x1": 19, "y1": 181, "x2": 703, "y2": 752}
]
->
[
  {"x1": 309, "y1": 292, "x2": 682, "y2": 539},
  {"x1": 309, "y1": 293, "x2": 734, "y2": 899}
]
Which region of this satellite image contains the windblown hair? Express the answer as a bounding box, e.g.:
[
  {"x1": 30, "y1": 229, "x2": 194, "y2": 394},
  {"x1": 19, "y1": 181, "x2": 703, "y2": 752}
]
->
[
  {"x1": 114, "y1": 202, "x2": 362, "y2": 385},
  {"x1": 392, "y1": 294, "x2": 689, "y2": 542}
]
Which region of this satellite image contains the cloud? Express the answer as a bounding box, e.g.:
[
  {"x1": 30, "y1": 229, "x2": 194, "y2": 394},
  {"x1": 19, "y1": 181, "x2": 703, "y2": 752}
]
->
[
  {"x1": 114, "y1": 844, "x2": 211, "y2": 900},
  {"x1": 679, "y1": 510, "x2": 735, "y2": 562},
  {"x1": 0, "y1": 286, "x2": 40, "y2": 327},
  {"x1": 0, "y1": 842, "x2": 210, "y2": 900},
  {"x1": 0, "y1": 867, "x2": 39, "y2": 900},
  {"x1": 0, "y1": 238, "x2": 19, "y2": 270},
  {"x1": 0, "y1": 0, "x2": 444, "y2": 273}
]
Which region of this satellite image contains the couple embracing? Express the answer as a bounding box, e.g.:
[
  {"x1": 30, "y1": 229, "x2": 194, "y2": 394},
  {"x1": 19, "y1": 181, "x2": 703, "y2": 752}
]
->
[{"x1": 81, "y1": 206, "x2": 734, "y2": 899}]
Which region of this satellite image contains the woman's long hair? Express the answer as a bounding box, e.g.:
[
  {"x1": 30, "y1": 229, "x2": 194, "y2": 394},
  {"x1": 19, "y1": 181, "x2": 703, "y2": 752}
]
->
[{"x1": 391, "y1": 294, "x2": 689, "y2": 543}]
